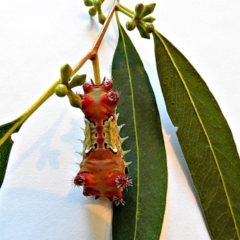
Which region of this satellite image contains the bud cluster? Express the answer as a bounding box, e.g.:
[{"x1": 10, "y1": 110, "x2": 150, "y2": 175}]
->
[
  {"x1": 55, "y1": 64, "x2": 86, "y2": 108},
  {"x1": 126, "y1": 3, "x2": 156, "y2": 39},
  {"x1": 83, "y1": 0, "x2": 106, "y2": 24}
]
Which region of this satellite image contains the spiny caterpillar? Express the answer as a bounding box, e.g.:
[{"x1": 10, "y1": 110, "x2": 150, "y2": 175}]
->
[{"x1": 74, "y1": 78, "x2": 132, "y2": 206}]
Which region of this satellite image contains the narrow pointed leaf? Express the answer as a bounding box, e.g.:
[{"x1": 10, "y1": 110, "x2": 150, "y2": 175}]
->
[
  {"x1": 154, "y1": 31, "x2": 240, "y2": 239},
  {"x1": 111, "y1": 24, "x2": 167, "y2": 240},
  {"x1": 0, "y1": 118, "x2": 23, "y2": 187}
]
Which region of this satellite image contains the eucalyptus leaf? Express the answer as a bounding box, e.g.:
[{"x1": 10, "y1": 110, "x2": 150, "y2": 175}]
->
[
  {"x1": 154, "y1": 31, "x2": 240, "y2": 239},
  {"x1": 0, "y1": 118, "x2": 23, "y2": 187},
  {"x1": 111, "y1": 23, "x2": 167, "y2": 240}
]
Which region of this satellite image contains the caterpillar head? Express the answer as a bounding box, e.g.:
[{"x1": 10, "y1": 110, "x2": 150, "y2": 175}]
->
[
  {"x1": 80, "y1": 78, "x2": 119, "y2": 121},
  {"x1": 82, "y1": 78, "x2": 113, "y2": 93}
]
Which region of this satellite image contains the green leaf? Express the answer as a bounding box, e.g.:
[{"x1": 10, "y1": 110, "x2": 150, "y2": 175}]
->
[
  {"x1": 153, "y1": 31, "x2": 240, "y2": 239},
  {"x1": 111, "y1": 22, "x2": 167, "y2": 240},
  {"x1": 0, "y1": 117, "x2": 23, "y2": 187}
]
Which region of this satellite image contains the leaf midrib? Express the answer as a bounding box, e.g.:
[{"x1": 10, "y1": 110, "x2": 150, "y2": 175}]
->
[
  {"x1": 118, "y1": 22, "x2": 140, "y2": 240},
  {"x1": 155, "y1": 31, "x2": 239, "y2": 237}
]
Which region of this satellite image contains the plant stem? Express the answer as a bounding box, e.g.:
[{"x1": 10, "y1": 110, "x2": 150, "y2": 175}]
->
[
  {"x1": 72, "y1": 1, "x2": 117, "y2": 84},
  {"x1": 116, "y1": 3, "x2": 134, "y2": 18},
  {"x1": 90, "y1": 2, "x2": 117, "y2": 84},
  {"x1": 92, "y1": 56, "x2": 101, "y2": 85}
]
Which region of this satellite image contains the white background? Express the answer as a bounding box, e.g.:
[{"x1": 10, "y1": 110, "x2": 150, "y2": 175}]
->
[{"x1": 0, "y1": 0, "x2": 239, "y2": 239}]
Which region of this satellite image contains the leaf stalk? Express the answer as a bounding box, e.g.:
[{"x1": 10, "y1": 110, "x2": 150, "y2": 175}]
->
[{"x1": 116, "y1": 4, "x2": 134, "y2": 18}]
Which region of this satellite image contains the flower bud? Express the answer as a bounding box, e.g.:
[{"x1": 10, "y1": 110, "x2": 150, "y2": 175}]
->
[
  {"x1": 134, "y1": 3, "x2": 144, "y2": 19},
  {"x1": 126, "y1": 20, "x2": 136, "y2": 31},
  {"x1": 92, "y1": 0, "x2": 101, "y2": 7},
  {"x1": 98, "y1": 13, "x2": 106, "y2": 24},
  {"x1": 84, "y1": 0, "x2": 93, "y2": 7},
  {"x1": 89, "y1": 7, "x2": 97, "y2": 16},
  {"x1": 69, "y1": 74, "x2": 86, "y2": 88},
  {"x1": 60, "y1": 64, "x2": 72, "y2": 84},
  {"x1": 142, "y1": 16, "x2": 155, "y2": 23},
  {"x1": 68, "y1": 91, "x2": 82, "y2": 108},
  {"x1": 145, "y1": 23, "x2": 154, "y2": 33},
  {"x1": 55, "y1": 84, "x2": 68, "y2": 97},
  {"x1": 142, "y1": 3, "x2": 156, "y2": 17}
]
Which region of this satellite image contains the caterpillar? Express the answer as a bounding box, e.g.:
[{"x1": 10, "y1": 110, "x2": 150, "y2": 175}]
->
[{"x1": 73, "y1": 78, "x2": 132, "y2": 206}]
